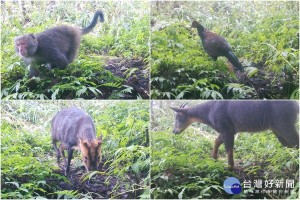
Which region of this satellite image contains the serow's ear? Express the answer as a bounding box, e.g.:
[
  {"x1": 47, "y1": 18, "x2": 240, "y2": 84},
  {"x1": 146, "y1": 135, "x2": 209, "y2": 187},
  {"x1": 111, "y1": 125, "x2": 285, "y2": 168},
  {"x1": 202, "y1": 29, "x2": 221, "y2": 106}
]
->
[
  {"x1": 170, "y1": 107, "x2": 185, "y2": 113},
  {"x1": 29, "y1": 33, "x2": 35, "y2": 39},
  {"x1": 97, "y1": 131, "x2": 103, "y2": 141}
]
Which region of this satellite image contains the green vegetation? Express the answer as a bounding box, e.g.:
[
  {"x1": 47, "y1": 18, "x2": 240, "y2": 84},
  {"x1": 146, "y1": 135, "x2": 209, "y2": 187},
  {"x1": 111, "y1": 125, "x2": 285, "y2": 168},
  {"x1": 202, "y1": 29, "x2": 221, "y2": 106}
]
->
[
  {"x1": 1, "y1": 101, "x2": 150, "y2": 199},
  {"x1": 151, "y1": 1, "x2": 299, "y2": 99},
  {"x1": 150, "y1": 101, "x2": 299, "y2": 199},
  {"x1": 1, "y1": 1, "x2": 149, "y2": 99}
]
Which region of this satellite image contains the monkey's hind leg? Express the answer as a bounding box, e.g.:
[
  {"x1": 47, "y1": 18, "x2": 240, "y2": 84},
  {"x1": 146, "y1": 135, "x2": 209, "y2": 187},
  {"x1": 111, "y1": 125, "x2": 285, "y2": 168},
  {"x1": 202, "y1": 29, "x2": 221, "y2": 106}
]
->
[
  {"x1": 66, "y1": 37, "x2": 81, "y2": 63},
  {"x1": 50, "y1": 53, "x2": 70, "y2": 70}
]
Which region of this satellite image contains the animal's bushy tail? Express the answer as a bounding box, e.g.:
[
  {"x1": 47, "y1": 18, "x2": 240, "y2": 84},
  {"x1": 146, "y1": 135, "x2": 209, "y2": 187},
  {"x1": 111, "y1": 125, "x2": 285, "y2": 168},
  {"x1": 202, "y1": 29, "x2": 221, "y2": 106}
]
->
[
  {"x1": 82, "y1": 10, "x2": 104, "y2": 35},
  {"x1": 225, "y1": 51, "x2": 244, "y2": 71}
]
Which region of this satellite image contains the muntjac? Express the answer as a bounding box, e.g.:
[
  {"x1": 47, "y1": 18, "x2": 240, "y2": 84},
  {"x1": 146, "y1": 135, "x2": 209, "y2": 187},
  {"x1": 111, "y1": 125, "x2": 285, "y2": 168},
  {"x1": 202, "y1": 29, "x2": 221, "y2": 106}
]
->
[
  {"x1": 171, "y1": 101, "x2": 299, "y2": 170},
  {"x1": 51, "y1": 107, "x2": 103, "y2": 175}
]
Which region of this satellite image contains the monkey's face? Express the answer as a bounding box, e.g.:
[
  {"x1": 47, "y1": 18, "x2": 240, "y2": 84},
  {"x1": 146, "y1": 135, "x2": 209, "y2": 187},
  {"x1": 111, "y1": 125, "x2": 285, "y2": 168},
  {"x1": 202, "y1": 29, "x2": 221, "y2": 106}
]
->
[{"x1": 15, "y1": 33, "x2": 38, "y2": 57}]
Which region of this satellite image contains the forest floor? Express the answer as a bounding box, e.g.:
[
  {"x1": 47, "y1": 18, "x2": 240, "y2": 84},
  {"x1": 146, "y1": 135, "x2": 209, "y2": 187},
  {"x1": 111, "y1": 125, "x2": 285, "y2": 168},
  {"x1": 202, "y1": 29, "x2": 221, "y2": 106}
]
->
[
  {"x1": 1, "y1": 57, "x2": 150, "y2": 100},
  {"x1": 227, "y1": 62, "x2": 296, "y2": 99},
  {"x1": 102, "y1": 58, "x2": 149, "y2": 99},
  {"x1": 46, "y1": 158, "x2": 146, "y2": 199}
]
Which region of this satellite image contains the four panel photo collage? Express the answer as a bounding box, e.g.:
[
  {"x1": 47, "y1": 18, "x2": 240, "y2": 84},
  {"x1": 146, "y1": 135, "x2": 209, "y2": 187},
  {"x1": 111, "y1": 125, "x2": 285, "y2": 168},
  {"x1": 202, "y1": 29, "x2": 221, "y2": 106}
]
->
[{"x1": 1, "y1": 1, "x2": 299, "y2": 199}]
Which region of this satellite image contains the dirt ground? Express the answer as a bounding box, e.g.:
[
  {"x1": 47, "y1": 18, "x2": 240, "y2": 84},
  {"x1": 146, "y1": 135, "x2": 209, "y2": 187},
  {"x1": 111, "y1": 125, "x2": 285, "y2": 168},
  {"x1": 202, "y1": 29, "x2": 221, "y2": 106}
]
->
[
  {"x1": 101, "y1": 58, "x2": 149, "y2": 99},
  {"x1": 229, "y1": 62, "x2": 297, "y2": 99},
  {"x1": 1, "y1": 57, "x2": 149, "y2": 100},
  {"x1": 46, "y1": 159, "x2": 146, "y2": 199}
]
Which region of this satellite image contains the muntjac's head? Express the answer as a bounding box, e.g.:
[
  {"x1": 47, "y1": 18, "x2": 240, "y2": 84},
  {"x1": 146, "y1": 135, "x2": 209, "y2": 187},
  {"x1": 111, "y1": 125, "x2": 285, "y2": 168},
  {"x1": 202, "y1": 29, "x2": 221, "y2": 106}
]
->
[
  {"x1": 171, "y1": 103, "x2": 203, "y2": 135},
  {"x1": 170, "y1": 103, "x2": 191, "y2": 134},
  {"x1": 79, "y1": 132, "x2": 103, "y2": 172}
]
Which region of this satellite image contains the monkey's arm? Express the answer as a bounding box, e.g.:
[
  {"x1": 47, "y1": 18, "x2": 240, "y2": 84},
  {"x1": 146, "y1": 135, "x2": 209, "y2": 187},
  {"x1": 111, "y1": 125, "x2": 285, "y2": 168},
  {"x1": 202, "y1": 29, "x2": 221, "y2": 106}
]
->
[{"x1": 29, "y1": 65, "x2": 40, "y2": 77}]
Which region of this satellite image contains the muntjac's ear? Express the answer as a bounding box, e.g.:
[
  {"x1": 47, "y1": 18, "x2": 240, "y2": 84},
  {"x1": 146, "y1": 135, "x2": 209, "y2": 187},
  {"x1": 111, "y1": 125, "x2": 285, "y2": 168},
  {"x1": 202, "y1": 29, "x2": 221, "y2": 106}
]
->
[{"x1": 170, "y1": 107, "x2": 186, "y2": 113}]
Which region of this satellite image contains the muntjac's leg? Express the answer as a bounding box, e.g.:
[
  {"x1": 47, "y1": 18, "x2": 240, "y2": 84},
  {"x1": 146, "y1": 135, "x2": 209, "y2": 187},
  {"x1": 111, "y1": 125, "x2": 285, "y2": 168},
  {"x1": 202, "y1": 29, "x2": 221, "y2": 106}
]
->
[
  {"x1": 211, "y1": 135, "x2": 223, "y2": 159},
  {"x1": 227, "y1": 148, "x2": 234, "y2": 170},
  {"x1": 65, "y1": 147, "x2": 74, "y2": 175},
  {"x1": 273, "y1": 126, "x2": 299, "y2": 148},
  {"x1": 221, "y1": 132, "x2": 235, "y2": 170}
]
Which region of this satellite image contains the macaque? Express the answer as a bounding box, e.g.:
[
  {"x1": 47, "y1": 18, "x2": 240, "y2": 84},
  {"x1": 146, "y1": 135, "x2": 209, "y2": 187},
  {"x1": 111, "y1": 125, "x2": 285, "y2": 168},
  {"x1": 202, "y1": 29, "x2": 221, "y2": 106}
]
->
[{"x1": 14, "y1": 10, "x2": 104, "y2": 77}]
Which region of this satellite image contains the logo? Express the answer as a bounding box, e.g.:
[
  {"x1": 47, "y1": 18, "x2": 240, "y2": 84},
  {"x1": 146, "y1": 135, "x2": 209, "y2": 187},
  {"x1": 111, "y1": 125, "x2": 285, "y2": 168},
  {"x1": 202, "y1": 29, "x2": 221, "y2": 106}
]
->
[{"x1": 223, "y1": 177, "x2": 242, "y2": 194}]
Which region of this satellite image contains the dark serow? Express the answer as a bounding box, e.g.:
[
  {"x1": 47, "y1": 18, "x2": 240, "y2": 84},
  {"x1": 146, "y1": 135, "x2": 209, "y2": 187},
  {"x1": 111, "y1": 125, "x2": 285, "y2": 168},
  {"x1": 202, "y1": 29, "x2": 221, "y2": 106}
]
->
[
  {"x1": 171, "y1": 101, "x2": 299, "y2": 170},
  {"x1": 14, "y1": 10, "x2": 104, "y2": 77},
  {"x1": 191, "y1": 21, "x2": 244, "y2": 71},
  {"x1": 51, "y1": 107, "x2": 103, "y2": 175}
]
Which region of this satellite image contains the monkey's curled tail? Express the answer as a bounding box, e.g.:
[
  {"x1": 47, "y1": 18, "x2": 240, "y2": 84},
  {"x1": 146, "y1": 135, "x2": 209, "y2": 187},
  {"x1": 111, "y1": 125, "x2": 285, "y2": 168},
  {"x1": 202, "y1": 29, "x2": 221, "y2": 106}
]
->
[{"x1": 82, "y1": 10, "x2": 104, "y2": 35}]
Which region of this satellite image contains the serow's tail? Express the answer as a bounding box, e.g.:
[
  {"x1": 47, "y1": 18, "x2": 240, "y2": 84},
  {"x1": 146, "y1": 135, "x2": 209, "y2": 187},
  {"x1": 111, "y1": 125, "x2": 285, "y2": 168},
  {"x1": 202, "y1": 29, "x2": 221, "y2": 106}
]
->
[
  {"x1": 81, "y1": 10, "x2": 104, "y2": 35},
  {"x1": 225, "y1": 51, "x2": 244, "y2": 71}
]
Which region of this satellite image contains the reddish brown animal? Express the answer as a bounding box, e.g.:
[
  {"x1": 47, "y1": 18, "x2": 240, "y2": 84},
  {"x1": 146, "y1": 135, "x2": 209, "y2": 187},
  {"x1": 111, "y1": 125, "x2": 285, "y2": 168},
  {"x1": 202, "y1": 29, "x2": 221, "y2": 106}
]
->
[
  {"x1": 51, "y1": 107, "x2": 103, "y2": 175},
  {"x1": 191, "y1": 21, "x2": 244, "y2": 71},
  {"x1": 171, "y1": 101, "x2": 299, "y2": 170}
]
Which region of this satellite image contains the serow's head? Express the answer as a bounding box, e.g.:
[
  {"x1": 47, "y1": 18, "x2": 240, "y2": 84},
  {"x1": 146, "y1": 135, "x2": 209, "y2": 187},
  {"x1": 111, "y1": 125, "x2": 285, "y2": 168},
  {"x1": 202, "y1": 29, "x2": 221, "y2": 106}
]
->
[
  {"x1": 170, "y1": 103, "x2": 193, "y2": 135},
  {"x1": 79, "y1": 133, "x2": 103, "y2": 172}
]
